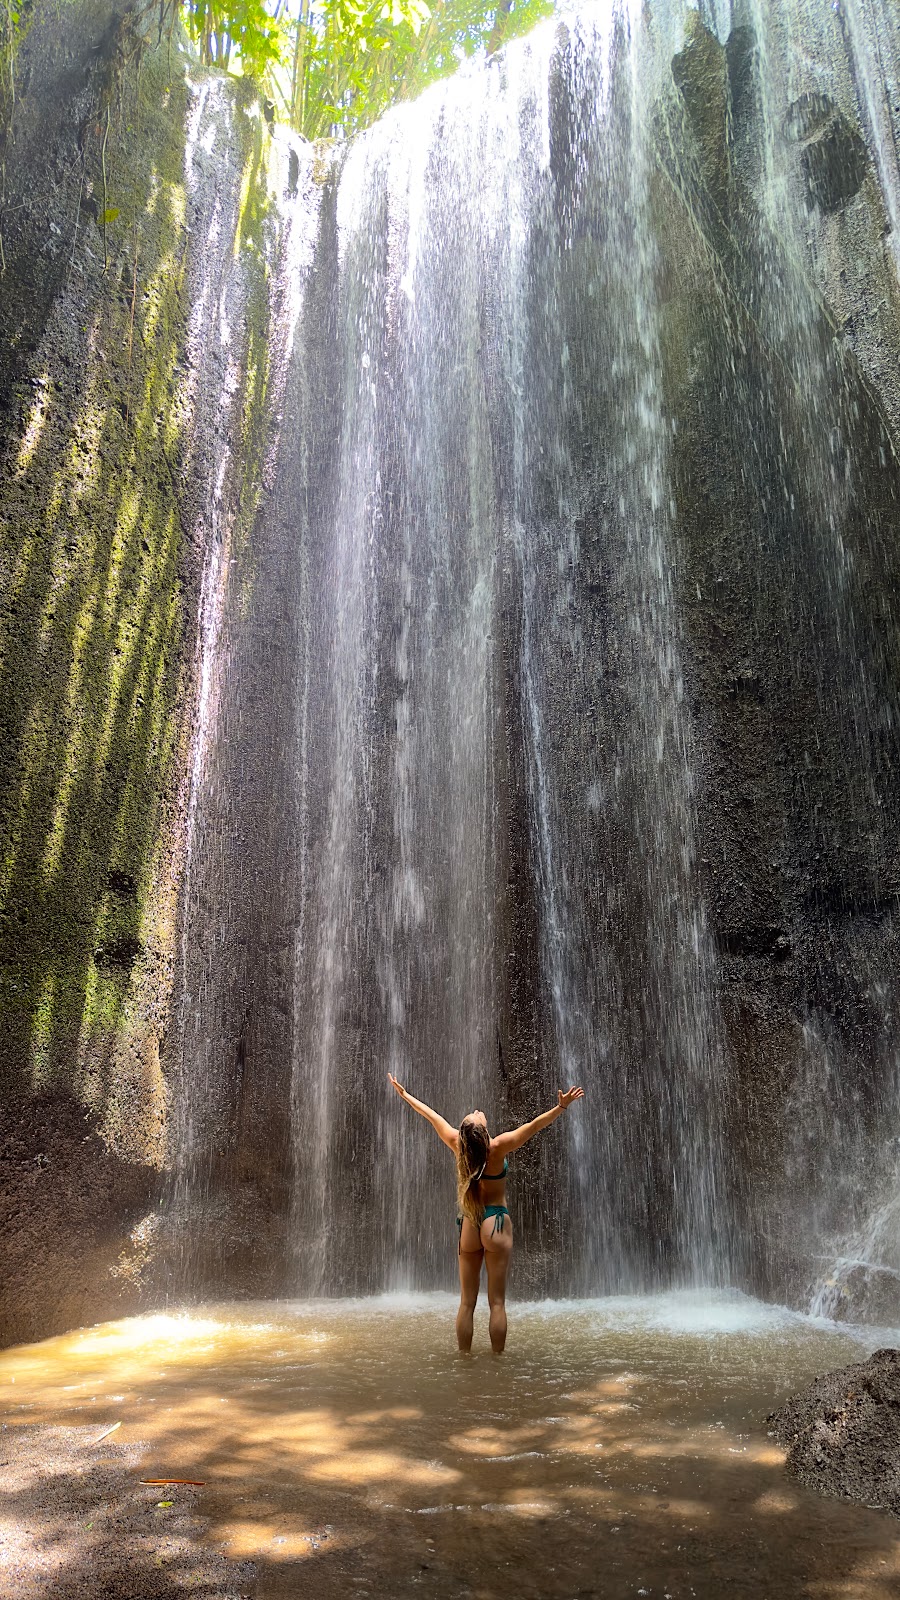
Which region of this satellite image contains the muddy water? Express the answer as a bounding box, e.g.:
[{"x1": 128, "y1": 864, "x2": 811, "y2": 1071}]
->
[{"x1": 2, "y1": 1292, "x2": 899, "y2": 1599}]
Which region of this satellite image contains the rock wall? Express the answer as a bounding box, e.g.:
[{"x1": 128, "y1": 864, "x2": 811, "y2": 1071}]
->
[
  {"x1": 655, "y1": 7, "x2": 900, "y2": 1312},
  {"x1": 0, "y1": 0, "x2": 285, "y2": 1344}
]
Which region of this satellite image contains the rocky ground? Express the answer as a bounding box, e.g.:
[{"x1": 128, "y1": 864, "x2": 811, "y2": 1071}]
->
[
  {"x1": 0, "y1": 1424, "x2": 256, "y2": 1599},
  {"x1": 768, "y1": 1346, "x2": 900, "y2": 1515}
]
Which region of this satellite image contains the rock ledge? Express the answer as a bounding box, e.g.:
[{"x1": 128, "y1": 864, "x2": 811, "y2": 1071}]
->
[{"x1": 768, "y1": 1347, "x2": 900, "y2": 1514}]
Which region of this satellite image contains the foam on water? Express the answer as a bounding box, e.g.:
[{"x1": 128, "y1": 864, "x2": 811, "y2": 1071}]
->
[{"x1": 133, "y1": 1289, "x2": 899, "y2": 1349}]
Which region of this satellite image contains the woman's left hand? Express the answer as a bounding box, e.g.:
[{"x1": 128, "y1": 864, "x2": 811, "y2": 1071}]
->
[
  {"x1": 558, "y1": 1086, "x2": 585, "y2": 1109},
  {"x1": 388, "y1": 1072, "x2": 407, "y2": 1100}
]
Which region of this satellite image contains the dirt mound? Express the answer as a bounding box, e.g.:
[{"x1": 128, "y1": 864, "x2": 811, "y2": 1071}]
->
[{"x1": 768, "y1": 1346, "x2": 900, "y2": 1514}]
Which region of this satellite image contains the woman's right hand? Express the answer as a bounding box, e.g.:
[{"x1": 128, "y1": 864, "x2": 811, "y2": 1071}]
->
[
  {"x1": 388, "y1": 1072, "x2": 407, "y2": 1100},
  {"x1": 558, "y1": 1086, "x2": 585, "y2": 1110}
]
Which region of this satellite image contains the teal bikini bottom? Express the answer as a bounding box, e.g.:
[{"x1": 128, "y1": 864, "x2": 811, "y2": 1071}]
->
[{"x1": 457, "y1": 1205, "x2": 509, "y2": 1250}]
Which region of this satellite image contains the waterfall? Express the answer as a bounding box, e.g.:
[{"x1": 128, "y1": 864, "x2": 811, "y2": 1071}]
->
[
  {"x1": 282, "y1": 0, "x2": 740, "y2": 1295},
  {"x1": 170, "y1": 0, "x2": 900, "y2": 1313},
  {"x1": 276, "y1": 2, "x2": 729, "y2": 1295}
]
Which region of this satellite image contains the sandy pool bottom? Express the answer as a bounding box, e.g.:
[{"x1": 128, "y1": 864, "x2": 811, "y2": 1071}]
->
[{"x1": 1, "y1": 1290, "x2": 899, "y2": 1599}]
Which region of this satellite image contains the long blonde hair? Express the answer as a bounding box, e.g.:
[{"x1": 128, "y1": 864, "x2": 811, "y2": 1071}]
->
[{"x1": 457, "y1": 1115, "x2": 491, "y2": 1227}]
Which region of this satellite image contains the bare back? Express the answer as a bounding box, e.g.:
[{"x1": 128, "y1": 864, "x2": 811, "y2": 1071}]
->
[{"x1": 476, "y1": 1141, "x2": 508, "y2": 1209}]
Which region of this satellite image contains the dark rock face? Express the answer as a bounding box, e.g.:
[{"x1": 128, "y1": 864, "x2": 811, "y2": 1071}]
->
[
  {"x1": 801, "y1": 115, "x2": 869, "y2": 211},
  {"x1": 653, "y1": 12, "x2": 900, "y2": 1310},
  {"x1": 823, "y1": 1264, "x2": 900, "y2": 1328},
  {"x1": 784, "y1": 88, "x2": 870, "y2": 214},
  {"x1": 0, "y1": 1095, "x2": 159, "y2": 1347},
  {"x1": 672, "y1": 8, "x2": 732, "y2": 221},
  {"x1": 768, "y1": 1348, "x2": 900, "y2": 1513}
]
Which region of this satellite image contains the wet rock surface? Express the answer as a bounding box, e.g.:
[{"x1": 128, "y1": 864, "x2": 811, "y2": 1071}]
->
[
  {"x1": 800, "y1": 113, "x2": 869, "y2": 211},
  {"x1": 768, "y1": 1347, "x2": 900, "y2": 1514},
  {"x1": 0, "y1": 1096, "x2": 159, "y2": 1348}
]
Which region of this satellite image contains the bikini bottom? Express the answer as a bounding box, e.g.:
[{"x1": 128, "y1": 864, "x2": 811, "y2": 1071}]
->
[{"x1": 456, "y1": 1205, "x2": 510, "y2": 1251}]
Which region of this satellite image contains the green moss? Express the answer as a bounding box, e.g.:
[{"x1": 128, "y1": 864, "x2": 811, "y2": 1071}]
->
[
  {"x1": 0, "y1": 61, "x2": 183, "y2": 1087},
  {"x1": 230, "y1": 92, "x2": 278, "y2": 601},
  {"x1": 0, "y1": 14, "x2": 280, "y2": 1138},
  {"x1": 0, "y1": 0, "x2": 36, "y2": 153}
]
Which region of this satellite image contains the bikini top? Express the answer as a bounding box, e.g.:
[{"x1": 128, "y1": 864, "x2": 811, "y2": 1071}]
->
[{"x1": 480, "y1": 1156, "x2": 508, "y2": 1181}]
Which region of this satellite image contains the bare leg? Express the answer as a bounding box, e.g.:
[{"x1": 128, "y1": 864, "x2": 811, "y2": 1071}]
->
[
  {"x1": 482, "y1": 1217, "x2": 513, "y2": 1354},
  {"x1": 457, "y1": 1230, "x2": 483, "y2": 1352}
]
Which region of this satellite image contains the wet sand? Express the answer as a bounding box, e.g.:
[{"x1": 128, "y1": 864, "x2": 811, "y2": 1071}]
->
[{"x1": 1, "y1": 1291, "x2": 899, "y2": 1599}]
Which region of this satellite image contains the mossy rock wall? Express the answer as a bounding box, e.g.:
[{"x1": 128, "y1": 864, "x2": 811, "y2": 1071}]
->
[{"x1": 0, "y1": 0, "x2": 286, "y2": 1344}]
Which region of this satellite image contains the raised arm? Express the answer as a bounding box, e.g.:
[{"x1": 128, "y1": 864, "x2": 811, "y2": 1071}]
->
[
  {"x1": 388, "y1": 1073, "x2": 458, "y2": 1149},
  {"x1": 491, "y1": 1087, "x2": 585, "y2": 1156}
]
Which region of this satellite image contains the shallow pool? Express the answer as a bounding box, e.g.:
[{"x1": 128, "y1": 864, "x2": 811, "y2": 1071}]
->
[{"x1": 2, "y1": 1290, "x2": 899, "y2": 1598}]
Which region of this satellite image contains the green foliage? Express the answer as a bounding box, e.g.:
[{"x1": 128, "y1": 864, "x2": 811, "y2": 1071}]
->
[
  {"x1": 178, "y1": 0, "x2": 553, "y2": 140},
  {"x1": 1, "y1": 0, "x2": 551, "y2": 253},
  {"x1": 0, "y1": 0, "x2": 36, "y2": 273},
  {"x1": 290, "y1": 0, "x2": 555, "y2": 140},
  {"x1": 182, "y1": 0, "x2": 285, "y2": 74},
  {"x1": 1, "y1": 0, "x2": 34, "y2": 136}
]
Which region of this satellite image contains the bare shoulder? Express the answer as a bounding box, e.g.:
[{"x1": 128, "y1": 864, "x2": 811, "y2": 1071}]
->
[{"x1": 490, "y1": 1129, "x2": 519, "y2": 1156}]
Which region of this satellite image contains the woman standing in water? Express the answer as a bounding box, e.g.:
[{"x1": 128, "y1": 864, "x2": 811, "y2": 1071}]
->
[{"x1": 387, "y1": 1073, "x2": 585, "y2": 1353}]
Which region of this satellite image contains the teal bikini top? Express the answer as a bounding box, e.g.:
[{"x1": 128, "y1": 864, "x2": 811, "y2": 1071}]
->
[{"x1": 481, "y1": 1156, "x2": 508, "y2": 1181}]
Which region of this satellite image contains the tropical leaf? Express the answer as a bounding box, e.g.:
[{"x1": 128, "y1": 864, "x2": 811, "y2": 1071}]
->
[{"x1": 179, "y1": 0, "x2": 553, "y2": 140}]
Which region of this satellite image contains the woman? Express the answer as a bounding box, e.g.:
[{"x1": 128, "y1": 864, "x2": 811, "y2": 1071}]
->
[{"x1": 388, "y1": 1073, "x2": 585, "y2": 1353}]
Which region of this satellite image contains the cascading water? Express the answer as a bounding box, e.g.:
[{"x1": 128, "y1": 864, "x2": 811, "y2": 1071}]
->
[
  {"x1": 170, "y1": 0, "x2": 900, "y2": 1315},
  {"x1": 512, "y1": 8, "x2": 734, "y2": 1291},
  {"x1": 166, "y1": 81, "x2": 322, "y2": 1291},
  {"x1": 291, "y1": 114, "x2": 505, "y2": 1291},
  {"x1": 282, "y1": 2, "x2": 737, "y2": 1295}
]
